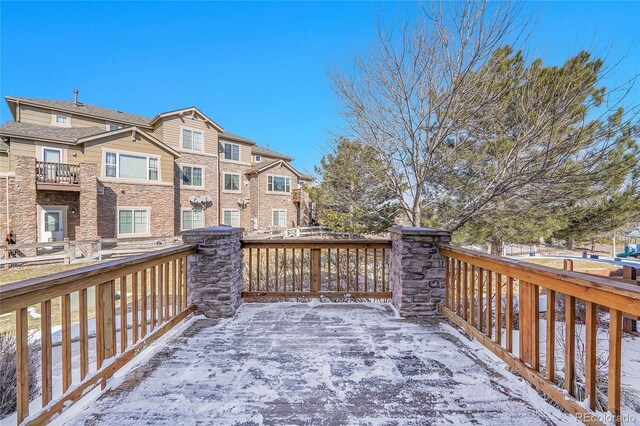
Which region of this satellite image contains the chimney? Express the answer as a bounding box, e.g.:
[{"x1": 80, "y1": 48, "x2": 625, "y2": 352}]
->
[{"x1": 73, "y1": 88, "x2": 79, "y2": 106}]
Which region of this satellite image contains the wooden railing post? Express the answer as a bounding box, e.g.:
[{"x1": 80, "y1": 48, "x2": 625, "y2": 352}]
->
[
  {"x1": 310, "y1": 248, "x2": 321, "y2": 292},
  {"x1": 622, "y1": 265, "x2": 638, "y2": 332},
  {"x1": 96, "y1": 280, "x2": 116, "y2": 369}
]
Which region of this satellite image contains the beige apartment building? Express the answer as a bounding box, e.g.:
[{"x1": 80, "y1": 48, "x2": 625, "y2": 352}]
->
[{"x1": 0, "y1": 94, "x2": 313, "y2": 245}]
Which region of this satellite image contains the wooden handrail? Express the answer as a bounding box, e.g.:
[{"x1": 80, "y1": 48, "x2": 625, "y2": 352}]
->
[
  {"x1": 242, "y1": 239, "x2": 391, "y2": 298},
  {"x1": 439, "y1": 244, "x2": 640, "y2": 316},
  {"x1": 439, "y1": 243, "x2": 639, "y2": 425},
  {"x1": 4, "y1": 244, "x2": 196, "y2": 424},
  {"x1": 0, "y1": 244, "x2": 196, "y2": 314},
  {"x1": 241, "y1": 238, "x2": 391, "y2": 249}
]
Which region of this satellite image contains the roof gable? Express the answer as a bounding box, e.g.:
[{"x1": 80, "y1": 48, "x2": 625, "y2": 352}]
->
[
  {"x1": 77, "y1": 127, "x2": 181, "y2": 157},
  {"x1": 247, "y1": 159, "x2": 301, "y2": 177},
  {"x1": 150, "y1": 107, "x2": 224, "y2": 132}
]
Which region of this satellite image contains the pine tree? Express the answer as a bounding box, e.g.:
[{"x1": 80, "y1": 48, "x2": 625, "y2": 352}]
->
[{"x1": 311, "y1": 137, "x2": 399, "y2": 235}]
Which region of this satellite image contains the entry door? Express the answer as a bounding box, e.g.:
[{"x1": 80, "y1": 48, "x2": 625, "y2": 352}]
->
[{"x1": 41, "y1": 210, "x2": 63, "y2": 242}]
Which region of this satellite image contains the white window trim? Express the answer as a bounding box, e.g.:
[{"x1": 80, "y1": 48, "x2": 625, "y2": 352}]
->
[
  {"x1": 180, "y1": 163, "x2": 206, "y2": 188},
  {"x1": 101, "y1": 148, "x2": 161, "y2": 182},
  {"x1": 116, "y1": 206, "x2": 151, "y2": 238},
  {"x1": 223, "y1": 142, "x2": 241, "y2": 162},
  {"x1": 222, "y1": 172, "x2": 242, "y2": 193},
  {"x1": 180, "y1": 126, "x2": 205, "y2": 152},
  {"x1": 266, "y1": 174, "x2": 292, "y2": 194},
  {"x1": 271, "y1": 209, "x2": 287, "y2": 228},
  {"x1": 37, "y1": 145, "x2": 66, "y2": 163},
  {"x1": 254, "y1": 155, "x2": 262, "y2": 163},
  {"x1": 51, "y1": 113, "x2": 71, "y2": 127},
  {"x1": 222, "y1": 209, "x2": 241, "y2": 227},
  {"x1": 180, "y1": 207, "x2": 205, "y2": 231}
]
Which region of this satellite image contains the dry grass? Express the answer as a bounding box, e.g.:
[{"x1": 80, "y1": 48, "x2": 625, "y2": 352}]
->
[
  {"x1": 0, "y1": 262, "x2": 97, "y2": 286},
  {"x1": 516, "y1": 257, "x2": 614, "y2": 271}
]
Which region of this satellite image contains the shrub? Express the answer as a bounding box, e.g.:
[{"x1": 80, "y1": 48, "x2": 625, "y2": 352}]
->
[{"x1": 0, "y1": 332, "x2": 40, "y2": 417}]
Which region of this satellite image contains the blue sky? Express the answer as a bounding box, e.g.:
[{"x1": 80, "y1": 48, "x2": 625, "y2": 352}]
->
[{"x1": 1, "y1": 1, "x2": 639, "y2": 175}]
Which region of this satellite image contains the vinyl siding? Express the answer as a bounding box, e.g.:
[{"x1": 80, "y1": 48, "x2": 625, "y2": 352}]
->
[
  {"x1": 6, "y1": 138, "x2": 83, "y2": 171},
  {"x1": 0, "y1": 152, "x2": 9, "y2": 173},
  {"x1": 19, "y1": 105, "x2": 138, "y2": 130},
  {"x1": 220, "y1": 140, "x2": 253, "y2": 164},
  {"x1": 83, "y1": 132, "x2": 175, "y2": 183},
  {"x1": 160, "y1": 115, "x2": 219, "y2": 156}
]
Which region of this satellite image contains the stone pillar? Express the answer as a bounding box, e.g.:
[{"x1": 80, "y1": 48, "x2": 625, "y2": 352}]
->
[
  {"x1": 77, "y1": 163, "x2": 98, "y2": 240},
  {"x1": 13, "y1": 157, "x2": 37, "y2": 253},
  {"x1": 182, "y1": 226, "x2": 244, "y2": 318},
  {"x1": 389, "y1": 227, "x2": 452, "y2": 318}
]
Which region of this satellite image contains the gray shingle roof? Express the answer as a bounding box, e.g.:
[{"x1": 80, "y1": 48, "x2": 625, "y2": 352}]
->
[
  {"x1": 219, "y1": 131, "x2": 257, "y2": 145},
  {"x1": 246, "y1": 158, "x2": 281, "y2": 174},
  {"x1": 8, "y1": 97, "x2": 153, "y2": 127},
  {"x1": 299, "y1": 174, "x2": 314, "y2": 181},
  {"x1": 252, "y1": 145, "x2": 292, "y2": 161},
  {"x1": 0, "y1": 121, "x2": 105, "y2": 143}
]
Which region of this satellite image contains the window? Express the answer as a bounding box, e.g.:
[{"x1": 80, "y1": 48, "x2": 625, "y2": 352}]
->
[
  {"x1": 222, "y1": 210, "x2": 240, "y2": 227},
  {"x1": 149, "y1": 158, "x2": 158, "y2": 181},
  {"x1": 52, "y1": 114, "x2": 70, "y2": 126},
  {"x1": 224, "y1": 173, "x2": 240, "y2": 191},
  {"x1": 224, "y1": 143, "x2": 240, "y2": 161},
  {"x1": 267, "y1": 175, "x2": 291, "y2": 193},
  {"x1": 182, "y1": 209, "x2": 204, "y2": 230},
  {"x1": 106, "y1": 123, "x2": 121, "y2": 131},
  {"x1": 272, "y1": 210, "x2": 286, "y2": 227},
  {"x1": 44, "y1": 212, "x2": 61, "y2": 232},
  {"x1": 105, "y1": 152, "x2": 117, "y2": 177},
  {"x1": 254, "y1": 155, "x2": 261, "y2": 162},
  {"x1": 118, "y1": 209, "x2": 148, "y2": 235},
  {"x1": 43, "y1": 148, "x2": 61, "y2": 163},
  {"x1": 182, "y1": 129, "x2": 203, "y2": 151},
  {"x1": 104, "y1": 151, "x2": 159, "y2": 181},
  {"x1": 182, "y1": 166, "x2": 203, "y2": 187}
]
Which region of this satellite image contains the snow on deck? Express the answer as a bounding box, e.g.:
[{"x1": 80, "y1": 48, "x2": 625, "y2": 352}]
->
[{"x1": 56, "y1": 302, "x2": 571, "y2": 425}]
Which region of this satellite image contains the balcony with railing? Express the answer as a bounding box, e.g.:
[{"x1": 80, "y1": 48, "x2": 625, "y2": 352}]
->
[
  {"x1": 35, "y1": 161, "x2": 81, "y2": 190},
  {"x1": 1, "y1": 227, "x2": 638, "y2": 425}
]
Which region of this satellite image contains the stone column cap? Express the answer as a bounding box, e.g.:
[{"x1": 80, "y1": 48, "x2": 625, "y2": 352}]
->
[
  {"x1": 389, "y1": 226, "x2": 451, "y2": 236},
  {"x1": 181, "y1": 226, "x2": 244, "y2": 237}
]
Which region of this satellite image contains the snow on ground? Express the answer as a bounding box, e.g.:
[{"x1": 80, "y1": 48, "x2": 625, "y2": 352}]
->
[{"x1": 54, "y1": 302, "x2": 572, "y2": 425}]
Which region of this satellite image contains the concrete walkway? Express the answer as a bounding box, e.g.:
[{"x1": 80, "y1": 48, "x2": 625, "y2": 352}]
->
[{"x1": 60, "y1": 303, "x2": 569, "y2": 425}]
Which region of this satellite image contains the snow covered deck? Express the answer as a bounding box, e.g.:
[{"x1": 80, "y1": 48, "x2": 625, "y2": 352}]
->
[{"x1": 57, "y1": 302, "x2": 570, "y2": 425}]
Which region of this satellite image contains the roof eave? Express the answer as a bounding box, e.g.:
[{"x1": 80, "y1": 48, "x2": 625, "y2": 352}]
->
[{"x1": 150, "y1": 107, "x2": 224, "y2": 132}]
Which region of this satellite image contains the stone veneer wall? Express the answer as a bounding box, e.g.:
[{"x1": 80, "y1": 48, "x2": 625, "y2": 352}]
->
[
  {"x1": 0, "y1": 176, "x2": 15, "y2": 238},
  {"x1": 12, "y1": 157, "x2": 37, "y2": 247},
  {"x1": 77, "y1": 163, "x2": 98, "y2": 240},
  {"x1": 182, "y1": 227, "x2": 244, "y2": 318},
  {"x1": 219, "y1": 161, "x2": 252, "y2": 228},
  {"x1": 175, "y1": 153, "x2": 218, "y2": 233},
  {"x1": 35, "y1": 190, "x2": 80, "y2": 240},
  {"x1": 97, "y1": 182, "x2": 175, "y2": 238},
  {"x1": 251, "y1": 162, "x2": 299, "y2": 229},
  {"x1": 389, "y1": 227, "x2": 452, "y2": 318}
]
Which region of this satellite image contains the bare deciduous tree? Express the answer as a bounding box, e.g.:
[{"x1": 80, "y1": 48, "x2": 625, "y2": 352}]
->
[{"x1": 332, "y1": 0, "x2": 639, "y2": 235}]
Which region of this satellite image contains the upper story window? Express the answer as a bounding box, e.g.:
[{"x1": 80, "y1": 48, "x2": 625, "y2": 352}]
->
[
  {"x1": 52, "y1": 114, "x2": 70, "y2": 127},
  {"x1": 106, "y1": 123, "x2": 121, "y2": 131},
  {"x1": 182, "y1": 165, "x2": 203, "y2": 187},
  {"x1": 182, "y1": 208, "x2": 204, "y2": 230},
  {"x1": 254, "y1": 155, "x2": 262, "y2": 162},
  {"x1": 224, "y1": 143, "x2": 240, "y2": 161},
  {"x1": 224, "y1": 173, "x2": 240, "y2": 191},
  {"x1": 104, "y1": 151, "x2": 159, "y2": 181},
  {"x1": 267, "y1": 175, "x2": 291, "y2": 193},
  {"x1": 182, "y1": 128, "x2": 203, "y2": 151}
]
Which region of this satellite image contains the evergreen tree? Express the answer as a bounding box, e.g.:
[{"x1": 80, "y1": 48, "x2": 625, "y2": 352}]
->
[{"x1": 311, "y1": 137, "x2": 399, "y2": 235}]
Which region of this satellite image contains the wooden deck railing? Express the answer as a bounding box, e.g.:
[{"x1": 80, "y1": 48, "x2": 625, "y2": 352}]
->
[
  {"x1": 241, "y1": 239, "x2": 392, "y2": 298},
  {"x1": 0, "y1": 244, "x2": 196, "y2": 424},
  {"x1": 439, "y1": 244, "x2": 640, "y2": 425},
  {"x1": 35, "y1": 161, "x2": 80, "y2": 185}
]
